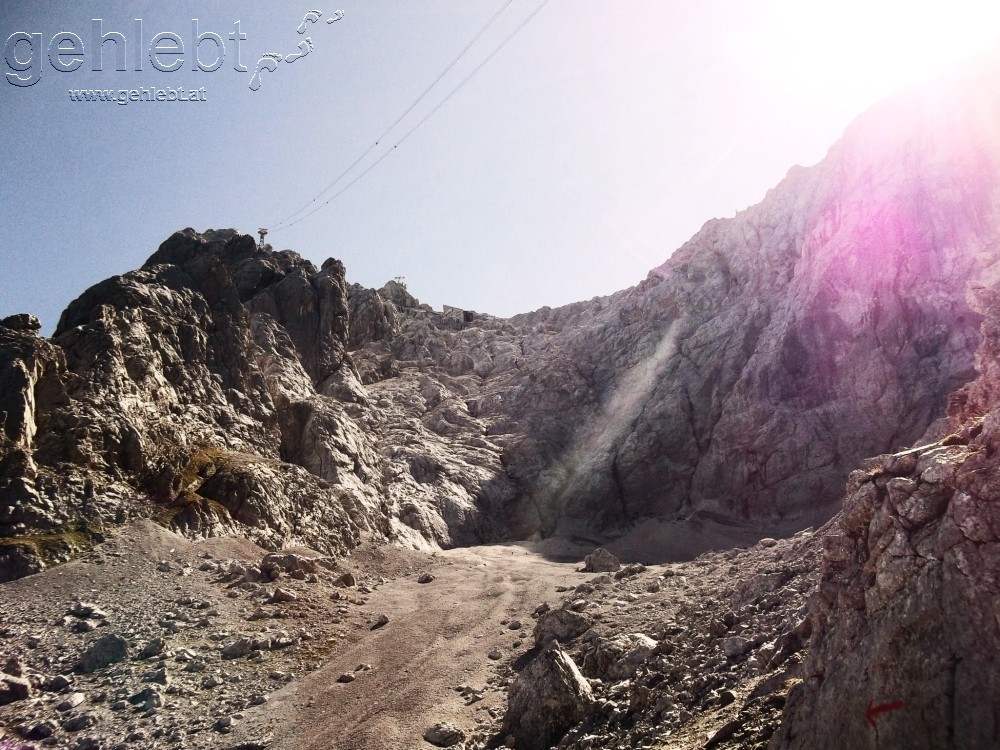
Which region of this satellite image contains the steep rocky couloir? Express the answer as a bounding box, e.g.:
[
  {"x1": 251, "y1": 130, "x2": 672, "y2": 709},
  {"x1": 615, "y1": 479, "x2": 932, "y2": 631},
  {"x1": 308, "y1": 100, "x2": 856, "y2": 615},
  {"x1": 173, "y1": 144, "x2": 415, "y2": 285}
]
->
[{"x1": 347, "y1": 54, "x2": 1000, "y2": 540}]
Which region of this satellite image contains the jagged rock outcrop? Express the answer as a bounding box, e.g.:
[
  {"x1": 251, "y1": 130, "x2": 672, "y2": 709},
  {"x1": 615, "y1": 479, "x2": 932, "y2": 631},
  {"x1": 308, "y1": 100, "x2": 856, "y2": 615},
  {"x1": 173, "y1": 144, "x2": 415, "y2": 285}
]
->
[
  {"x1": 0, "y1": 320, "x2": 67, "y2": 520},
  {"x1": 1, "y1": 230, "x2": 393, "y2": 570},
  {"x1": 0, "y1": 227, "x2": 539, "y2": 574},
  {"x1": 347, "y1": 279, "x2": 427, "y2": 351},
  {"x1": 771, "y1": 279, "x2": 1000, "y2": 750}
]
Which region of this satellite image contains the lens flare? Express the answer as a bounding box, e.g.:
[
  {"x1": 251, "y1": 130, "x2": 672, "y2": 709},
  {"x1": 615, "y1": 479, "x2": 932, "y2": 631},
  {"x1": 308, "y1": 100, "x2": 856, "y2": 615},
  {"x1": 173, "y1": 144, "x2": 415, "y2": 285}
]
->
[{"x1": 750, "y1": 0, "x2": 1000, "y2": 101}]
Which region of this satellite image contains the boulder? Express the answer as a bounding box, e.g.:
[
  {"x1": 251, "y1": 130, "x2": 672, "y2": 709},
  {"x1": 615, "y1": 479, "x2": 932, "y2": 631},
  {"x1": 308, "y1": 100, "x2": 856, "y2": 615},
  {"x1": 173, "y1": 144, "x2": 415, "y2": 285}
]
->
[
  {"x1": 723, "y1": 636, "x2": 751, "y2": 659},
  {"x1": 533, "y1": 608, "x2": 593, "y2": 647},
  {"x1": 76, "y1": 633, "x2": 128, "y2": 674},
  {"x1": 583, "y1": 548, "x2": 621, "y2": 573},
  {"x1": 221, "y1": 638, "x2": 257, "y2": 659},
  {"x1": 260, "y1": 553, "x2": 320, "y2": 576},
  {"x1": 270, "y1": 588, "x2": 298, "y2": 604},
  {"x1": 0, "y1": 674, "x2": 31, "y2": 705},
  {"x1": 423, "y1": 722, "x2": 465, "y2": 747},
  {"x1": 501, "y1": 643, "x2": 594, "y2": 750},
  {"x1": 580, "y1": 633, "x2": 657, "y2": 680}
]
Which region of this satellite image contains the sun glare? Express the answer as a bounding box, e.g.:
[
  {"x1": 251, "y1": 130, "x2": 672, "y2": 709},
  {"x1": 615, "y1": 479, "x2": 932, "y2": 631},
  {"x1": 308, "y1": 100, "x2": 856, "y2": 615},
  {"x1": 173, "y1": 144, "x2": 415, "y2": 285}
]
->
[{"x1": 753, "y1": 0, "x2": 1000, "y2": 101}]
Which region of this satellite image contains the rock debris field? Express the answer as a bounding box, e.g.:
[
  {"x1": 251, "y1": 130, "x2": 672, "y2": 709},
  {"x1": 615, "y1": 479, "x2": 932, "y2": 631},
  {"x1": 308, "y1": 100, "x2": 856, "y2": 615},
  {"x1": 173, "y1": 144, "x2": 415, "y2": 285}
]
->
[{"x1": 0, "y1": 519, "x2": 819, "y2": 750}]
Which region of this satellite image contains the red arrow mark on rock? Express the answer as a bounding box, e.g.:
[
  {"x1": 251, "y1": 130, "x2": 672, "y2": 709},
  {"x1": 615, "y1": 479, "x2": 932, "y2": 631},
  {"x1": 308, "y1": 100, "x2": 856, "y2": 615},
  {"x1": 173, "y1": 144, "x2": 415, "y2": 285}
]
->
[{"x1": 866, "y1": 699, "x2": 905, "y2": 727}]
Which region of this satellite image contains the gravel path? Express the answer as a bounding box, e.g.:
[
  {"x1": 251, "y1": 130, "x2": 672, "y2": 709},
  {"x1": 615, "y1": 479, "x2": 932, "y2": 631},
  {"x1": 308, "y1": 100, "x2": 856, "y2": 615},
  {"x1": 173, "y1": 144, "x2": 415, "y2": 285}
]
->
[{"x1": 231, "y1": 544, "x2": 587, "y2": 750}]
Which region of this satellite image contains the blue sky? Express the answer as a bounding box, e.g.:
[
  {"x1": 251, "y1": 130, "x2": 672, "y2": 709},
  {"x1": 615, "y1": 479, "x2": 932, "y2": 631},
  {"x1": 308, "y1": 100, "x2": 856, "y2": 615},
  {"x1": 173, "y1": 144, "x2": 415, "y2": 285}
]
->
[{"x1": 2, "y1": 1, "x2": 998, "y2": 331}]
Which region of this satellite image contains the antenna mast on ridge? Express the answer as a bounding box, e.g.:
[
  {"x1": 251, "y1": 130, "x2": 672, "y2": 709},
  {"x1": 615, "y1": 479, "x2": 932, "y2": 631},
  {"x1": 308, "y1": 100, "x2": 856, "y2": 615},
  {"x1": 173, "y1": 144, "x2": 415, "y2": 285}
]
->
[{"x1": 257, "y1": 228, "x2": 268, "y2": 249}]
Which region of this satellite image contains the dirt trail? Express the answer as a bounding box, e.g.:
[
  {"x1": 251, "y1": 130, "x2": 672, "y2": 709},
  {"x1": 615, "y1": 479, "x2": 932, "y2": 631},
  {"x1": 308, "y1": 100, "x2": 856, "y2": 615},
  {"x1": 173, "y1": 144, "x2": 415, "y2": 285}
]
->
[
  {"x1": 0, "y1": 520, "x2": 818, "y2": 750},
  {"x1": 232, "y1": 544, "x2": 588, "y2": 750}
]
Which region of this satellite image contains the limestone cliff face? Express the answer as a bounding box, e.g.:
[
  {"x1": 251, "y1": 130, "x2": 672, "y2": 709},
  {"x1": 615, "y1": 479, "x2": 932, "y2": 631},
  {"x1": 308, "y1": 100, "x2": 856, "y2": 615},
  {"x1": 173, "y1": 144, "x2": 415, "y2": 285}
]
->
[
  {"x1": 770, "y1": 279, "x2": 1000, "y2": 750},
  {"x1": 3, "y1": 56, "x2": 1000, "y2": 574},
  {"x1": 1, "y1": 229, "x2": 392, "y2": 576},
  {"x1": 347, "y1": 54, "x2": 1000, "y2": 538}
]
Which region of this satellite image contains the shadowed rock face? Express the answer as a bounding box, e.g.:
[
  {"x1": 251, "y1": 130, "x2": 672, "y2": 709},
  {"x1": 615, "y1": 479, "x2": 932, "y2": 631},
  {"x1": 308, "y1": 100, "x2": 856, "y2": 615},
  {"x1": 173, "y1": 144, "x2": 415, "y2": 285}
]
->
[
  {"x1": 3, "y1": 56, "x2": 1000, "y2": 574},
  {"x1": 768, "y1": 279, "x2": 1000, "y2": 750}
]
